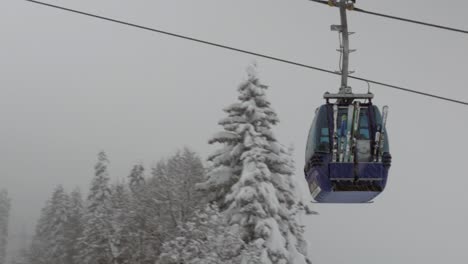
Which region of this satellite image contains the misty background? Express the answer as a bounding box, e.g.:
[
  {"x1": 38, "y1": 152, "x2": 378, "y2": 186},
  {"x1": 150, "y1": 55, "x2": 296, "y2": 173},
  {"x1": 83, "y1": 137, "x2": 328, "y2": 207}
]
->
[{"x1": 1, "y1": 0, "x2": 468, "y2": 263}]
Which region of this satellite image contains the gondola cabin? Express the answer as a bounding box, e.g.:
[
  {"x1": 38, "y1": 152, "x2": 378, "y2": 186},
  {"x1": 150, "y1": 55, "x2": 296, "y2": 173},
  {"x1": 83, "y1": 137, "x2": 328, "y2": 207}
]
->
[{"x1": 304, "y1": 101, "x2": 391, "y2": 203}]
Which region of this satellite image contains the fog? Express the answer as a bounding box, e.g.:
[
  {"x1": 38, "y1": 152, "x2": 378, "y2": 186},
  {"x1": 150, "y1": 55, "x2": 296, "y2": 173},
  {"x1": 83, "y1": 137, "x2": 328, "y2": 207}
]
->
[{"x1": 1, "y1": 0, "x2": 468, "y2": 263}]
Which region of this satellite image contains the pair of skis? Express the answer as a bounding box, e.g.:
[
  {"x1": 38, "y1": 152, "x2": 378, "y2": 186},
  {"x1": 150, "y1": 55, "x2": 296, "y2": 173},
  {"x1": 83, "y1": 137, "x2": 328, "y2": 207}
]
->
[
  {"x1": 347, "y1": 102, "x2": 361, "y2": 162},
  {"x1": 373, "y1": 105, "x2": 389, "y2": 162},
  {"x1": 331, "y1": 102, "x2": 361, "y2": 163},
  {"x1": 332, "y1": 104, "x2": 346, "y2": 162}
]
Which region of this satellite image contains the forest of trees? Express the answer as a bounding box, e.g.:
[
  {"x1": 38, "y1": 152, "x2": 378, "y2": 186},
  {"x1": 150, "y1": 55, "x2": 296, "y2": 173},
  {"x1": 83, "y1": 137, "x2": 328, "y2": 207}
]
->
[
  {"x1": 14, "y1": 148, "x2": 205, "y2": 264},
  {"x1": 11, "y1": 67, "x2": 313, "y2": 264}
]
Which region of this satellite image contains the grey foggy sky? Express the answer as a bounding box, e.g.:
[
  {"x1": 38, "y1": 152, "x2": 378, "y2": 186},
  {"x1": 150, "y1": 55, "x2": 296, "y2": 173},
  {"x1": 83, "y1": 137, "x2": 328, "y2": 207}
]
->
[{"x1": 1, "y1": 0, "x2": 468, "y2": 263}]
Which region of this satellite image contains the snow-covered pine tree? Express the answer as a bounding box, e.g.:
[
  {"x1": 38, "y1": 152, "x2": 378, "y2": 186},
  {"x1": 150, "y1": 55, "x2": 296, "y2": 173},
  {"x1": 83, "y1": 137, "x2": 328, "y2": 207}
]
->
[
  {"x1": 126, "y1": 164, "x2": 153, "y2": 264},
  {"x1": 29, "y1": 199, "x2": 51, "y2": 264},
  {"x1": 157, "y1": 204, "x2": 247, "y2": 264},
  {"x1": 199, "y1": 66, "x2": 311, "y2": 264},
  {"x1": 128, "y1": 164, "x2": 145, "y2": 193},
  {"x1": 45, "y1": 186, "x2": 70, "y2": 264},
  {"x1": 29, "y1": 185, "x2": 71, "y2": 264},
  {"x1": 109, "y1": 183, "x2": 132, "y2": 264},
  {"x1": 171, "y1": 148, "x2": 206, "y2": 223},
  {"x1": 0, "y1": 189, "x2": 10, "y2": 264},
  {"x1": 77, "y1": 151, "x2": 116, "y2": 264},
  {"x1": 151, "y1": 148, "x2": 206, "y2": 228},
  {"x1": 66, "y1": 188, "x2": 84, "y2": 264},
  {"x1": 127, "y1": 148, "x2": 205, "y2": 263}
]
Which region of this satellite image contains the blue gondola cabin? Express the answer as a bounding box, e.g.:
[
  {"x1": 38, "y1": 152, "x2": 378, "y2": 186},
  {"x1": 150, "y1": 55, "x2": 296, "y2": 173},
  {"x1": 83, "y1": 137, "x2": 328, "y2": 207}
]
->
[{"x1": 304, "y1": 103, "x2": 391, "y2": 203}]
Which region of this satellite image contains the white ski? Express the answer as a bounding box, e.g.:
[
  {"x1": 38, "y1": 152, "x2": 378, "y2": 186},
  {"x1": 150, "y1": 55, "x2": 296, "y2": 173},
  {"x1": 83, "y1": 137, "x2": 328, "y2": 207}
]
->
[
  {"x1": 338, "y1": 113, "x2": 347, "y2": 162},
  {"x1": 373, "y1": 129, "x2": 381, "y2": 162},
  {"x1": 332, "y1": 104, "x2": 339, "y2": 162},
  {"x1": 377, "y1": 105, "x2": 389, "y2": 162},
  {"x1": 343, "y1": 104, "x2": 355, "y2": 162},
  {"x1": 350, "y1": 101, "x2": 361, "y2": 162}
]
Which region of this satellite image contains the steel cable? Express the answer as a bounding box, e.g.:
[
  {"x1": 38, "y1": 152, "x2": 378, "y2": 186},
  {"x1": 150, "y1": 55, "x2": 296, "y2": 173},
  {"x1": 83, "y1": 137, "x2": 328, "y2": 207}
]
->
[{"x1": 25, "y1": 0, "x2": 468, "y2": 106}]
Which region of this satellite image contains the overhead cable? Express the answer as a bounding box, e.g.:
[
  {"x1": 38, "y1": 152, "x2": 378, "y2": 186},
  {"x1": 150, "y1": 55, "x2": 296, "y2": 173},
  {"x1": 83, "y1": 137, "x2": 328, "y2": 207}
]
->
[
  {"x1": 309, "y1": 0, "x2": 468, "y2": 35},
  {"x1": 25, "y1": 0, "x2": 468, "y2": 106}
]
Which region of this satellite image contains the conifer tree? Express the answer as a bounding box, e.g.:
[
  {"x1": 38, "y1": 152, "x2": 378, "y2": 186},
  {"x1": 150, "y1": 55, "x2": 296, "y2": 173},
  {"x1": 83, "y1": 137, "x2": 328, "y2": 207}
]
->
[
  {"x1": 157, "y1": 205, "x2": 249, "y2": 264},
  {"x1": 0, "y1": 189, "x2": 10, "y2": 264},
  {"x1": 128, "y1": 164, "x2": 145, "y2": 193},
  {"x1": 78, "y1": 151, "x2": 116, "y2": 264},
  {"x1": 46, "y1": 186, "x2": 70, "y2": 264},
  {"x1": 29, "y1": 185, "x2": 71, "y2": 264},
  {"x1": 126, "y1": 164, "x2": 166, "y2": 264},
  {"x1": 127, "y1": 164, "x2": 153, "y2": 264},
  {"x1": 67, "y1": 188, "x2": 84, "y2": 264},
  {"x1": 151, "y1": 148, "x2": 205, "y2": 228},
  {"x1": 29, "y1": 199, "x2": 51, "y2": 264},
  {"x1": 199, "y1": 66, "x2": 311, "y2": 264},
  {"x1": 126, "y1": 148, "x2": 206, "y2": 263},
  {"x1": 109, "y1": 183, "x2": 132, "y2": 264}
]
